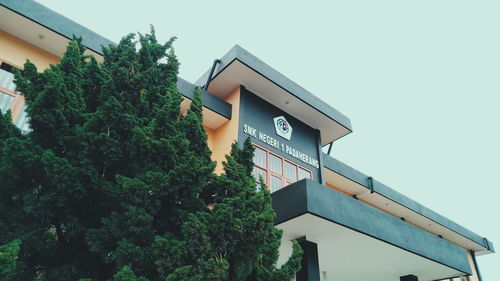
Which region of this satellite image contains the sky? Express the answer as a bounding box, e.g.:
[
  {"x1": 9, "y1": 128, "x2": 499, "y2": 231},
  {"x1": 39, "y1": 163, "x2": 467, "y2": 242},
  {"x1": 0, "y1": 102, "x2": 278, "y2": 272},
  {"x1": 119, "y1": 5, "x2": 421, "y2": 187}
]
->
[{"x1": 36, "y1": 0, "x2": 500, "y2": 279}]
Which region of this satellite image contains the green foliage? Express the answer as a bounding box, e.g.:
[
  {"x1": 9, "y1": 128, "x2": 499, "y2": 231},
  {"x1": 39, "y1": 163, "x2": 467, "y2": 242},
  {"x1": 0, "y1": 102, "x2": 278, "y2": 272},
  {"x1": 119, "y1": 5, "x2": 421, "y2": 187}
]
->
[
  {"x1": 0, "y1": 111, "x2": 20, "y2": 141},
  {"x1": 0, "y1": 239, "x2": 21, "y2": 281},
  {"x1": 0, "y1": 27, "x2": 301, "y2": 280},
  {"x1": 112, "y1": 266, "x2": 149, "y2": 281}
]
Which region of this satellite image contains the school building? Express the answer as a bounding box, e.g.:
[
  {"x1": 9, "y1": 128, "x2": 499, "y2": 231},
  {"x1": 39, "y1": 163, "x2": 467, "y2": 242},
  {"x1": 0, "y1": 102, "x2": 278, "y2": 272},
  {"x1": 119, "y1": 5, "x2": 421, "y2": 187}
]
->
[{"x1": 0, "y1": 1, "x2": 494, "y2": 280}]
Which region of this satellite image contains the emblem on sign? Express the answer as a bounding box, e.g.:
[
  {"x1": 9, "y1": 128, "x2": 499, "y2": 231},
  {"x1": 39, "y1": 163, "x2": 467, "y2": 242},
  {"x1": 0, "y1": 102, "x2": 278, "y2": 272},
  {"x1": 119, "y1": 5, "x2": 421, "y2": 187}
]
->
[{"x1": 273, "y1": 116, "x2": 292, "y2": 140}]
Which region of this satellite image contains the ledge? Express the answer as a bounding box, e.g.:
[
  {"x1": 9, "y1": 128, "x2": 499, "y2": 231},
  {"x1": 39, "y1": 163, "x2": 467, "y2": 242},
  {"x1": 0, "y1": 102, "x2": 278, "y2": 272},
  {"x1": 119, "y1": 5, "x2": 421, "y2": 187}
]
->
[
  {"x1": 271, "y1": 179, "x2": 472, "y2": 275},
  {"x1": 0, "y1": 0, "x2": 115, "y2": 55},
  {"x1": 194, "y1": 45, "x2": 352, "y2": 144},
  {"x1": 177, "y1": 77, "x2": 231, "y2": 120},
  {"x1": 322, "y1": 154, "x2": 495, "y2": 254}
]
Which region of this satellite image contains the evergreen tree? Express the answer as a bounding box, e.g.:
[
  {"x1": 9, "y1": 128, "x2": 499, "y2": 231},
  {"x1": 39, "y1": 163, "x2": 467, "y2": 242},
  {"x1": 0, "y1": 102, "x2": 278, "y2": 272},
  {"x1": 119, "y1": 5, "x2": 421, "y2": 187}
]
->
[
  {"x1": 0, "y1": 239, "x2": 21, "y2": 281},
  {"x1": 111, "y1": 266, "x2": 149, "y2": 281},
  {"x1": 0, "y1": 27, "x2": 301, "y2": 280}
]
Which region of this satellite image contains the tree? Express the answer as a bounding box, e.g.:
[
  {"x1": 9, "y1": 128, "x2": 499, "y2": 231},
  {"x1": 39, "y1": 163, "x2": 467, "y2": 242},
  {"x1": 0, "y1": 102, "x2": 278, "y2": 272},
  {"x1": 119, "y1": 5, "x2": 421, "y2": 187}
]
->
[
  {"x1": 0, "y1": 27, "x2": 301, "y2": 280},
  {"x1": 0, "y1": 239, "x2": 21, "y2": 281}
]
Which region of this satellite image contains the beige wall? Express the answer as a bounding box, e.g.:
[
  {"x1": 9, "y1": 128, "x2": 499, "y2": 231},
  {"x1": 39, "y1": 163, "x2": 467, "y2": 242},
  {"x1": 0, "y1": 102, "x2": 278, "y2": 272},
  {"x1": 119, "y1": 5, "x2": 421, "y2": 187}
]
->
[
  {"x1": 0, "y1": 30, "x2": 60, "y2": 124},
  {"x1": 204, "y1": 125, "x2": 215, "y2": 155},
  {"x1": 0, "y1": 30, "x2": 59, "y2": 70},
  {"x1": 208, "y1": 86, "x2": 241, "y2": 175},
  {"x1": 179, "y1": 87, "x2": 240, "y2": 174}
]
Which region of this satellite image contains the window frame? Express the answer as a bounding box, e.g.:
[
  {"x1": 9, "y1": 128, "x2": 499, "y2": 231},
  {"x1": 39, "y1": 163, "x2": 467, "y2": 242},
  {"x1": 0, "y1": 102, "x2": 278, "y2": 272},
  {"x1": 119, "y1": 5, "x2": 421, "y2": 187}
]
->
[
  {"x1": 0, "y1": 86, "x2": 23, "y2": 120},
  {"x1": 0, "y1": 89, "x2": 15, "y2": 112},
  {"x1": 252, "y1": 143, "x2": 313, "y2": 192},
  {"x1": 0, "y1": 59, "x2": 25, "y2": 122},
  {"x1": 0, "y1": 59, "x2": 24, "y2": 71},
  {"x1": 0, "y1": 59, "x2": 29, "y2": 127}
]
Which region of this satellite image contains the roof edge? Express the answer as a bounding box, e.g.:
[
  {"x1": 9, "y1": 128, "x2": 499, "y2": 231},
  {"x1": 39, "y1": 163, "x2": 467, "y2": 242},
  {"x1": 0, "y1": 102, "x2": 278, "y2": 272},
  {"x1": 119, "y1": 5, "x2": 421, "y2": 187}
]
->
[
  {"x1": 195, "y1": 44, "x2": 353, "y2": 133},
  {"x1": 177, "y1": 77, "x2": 232, "y2": 120},
  {"x1": 0, "y1": 0, "x2": 115, "y2": 55},
  {"x1": 272, "y1": 179, "x2": 473, "y2": 275},
  {"x1": 323, "y1": 153, "x2": 494, "y2": 253}
]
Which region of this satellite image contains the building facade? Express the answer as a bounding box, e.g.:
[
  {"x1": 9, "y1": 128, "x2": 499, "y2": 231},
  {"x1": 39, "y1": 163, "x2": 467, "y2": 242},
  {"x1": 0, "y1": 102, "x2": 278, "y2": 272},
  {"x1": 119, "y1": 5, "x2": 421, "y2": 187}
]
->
[{"x1": 0, "y1": 1, "x2": 494, "y2": 280}]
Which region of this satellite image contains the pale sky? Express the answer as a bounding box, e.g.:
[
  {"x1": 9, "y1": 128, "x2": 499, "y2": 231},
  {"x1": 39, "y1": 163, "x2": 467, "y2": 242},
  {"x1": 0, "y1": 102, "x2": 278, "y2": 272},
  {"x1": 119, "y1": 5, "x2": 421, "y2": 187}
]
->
[{"x1": 36, "y1": 1, "x2": 500, "y2": 279}]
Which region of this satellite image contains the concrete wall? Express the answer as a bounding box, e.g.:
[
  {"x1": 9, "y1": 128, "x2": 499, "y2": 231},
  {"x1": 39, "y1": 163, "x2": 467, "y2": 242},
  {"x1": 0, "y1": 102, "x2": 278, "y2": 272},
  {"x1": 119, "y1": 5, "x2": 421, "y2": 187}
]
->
[
  {"x1": 0, "y1": 30, "x2": 59, "y2": 70},
  {"x1": 238, "y1": 87, "x2": 321, "y2": 181},
  {"x1": 208, "y1": 86, "x2": 241, "y2": 175},
  {"x1": 0, "y1": 30, "x2": 59, "y2": 124}
]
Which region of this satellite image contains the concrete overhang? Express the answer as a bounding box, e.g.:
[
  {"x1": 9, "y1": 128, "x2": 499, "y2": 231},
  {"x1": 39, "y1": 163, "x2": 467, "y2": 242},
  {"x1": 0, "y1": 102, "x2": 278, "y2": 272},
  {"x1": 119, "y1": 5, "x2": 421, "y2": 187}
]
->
[
  {"x1": 177, "y1": 77, "x2": 231, "y2": 129},
  {"x1": 195, "y1": 45, "x2": 352, "y2": 145},
  {"x1": 323, "y1": 154, "x2": 495, "y2": 256},
  {"x1": 272, "y1": 179, "x2": 472, "y2": 281},
  {"x1": 0, "y1": 0, "x2": 114, "y2": 58},
  {"x1": 0, "y1": 0, "x2": 230, "y2": 129}
]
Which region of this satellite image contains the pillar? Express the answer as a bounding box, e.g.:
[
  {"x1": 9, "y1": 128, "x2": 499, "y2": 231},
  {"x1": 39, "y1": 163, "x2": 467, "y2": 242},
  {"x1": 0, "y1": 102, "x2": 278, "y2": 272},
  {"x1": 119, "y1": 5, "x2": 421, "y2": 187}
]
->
[{"x1": 296, "y1": 238, "x2": 320, "y2": 281}]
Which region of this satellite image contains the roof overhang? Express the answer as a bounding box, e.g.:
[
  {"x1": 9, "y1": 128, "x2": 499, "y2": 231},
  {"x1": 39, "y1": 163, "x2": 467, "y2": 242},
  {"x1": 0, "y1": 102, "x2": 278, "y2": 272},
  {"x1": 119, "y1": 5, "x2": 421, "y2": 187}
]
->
[
  {"x1": 323, "y1": 154, "x2": 495, "y2": 256},
  {"x1": 272, "y1": 180, "x2": 472, "y2": 281},
  {"x1": 0, "y1": 0, "x2": 229, "y2": 129},
  {"x1": 195, "y1": 45, "x2": 352, "y2": 145},
  {"x1": 0, "y1": 0, "x2": 114, "y2": 58},
  {"x1": 177, "y1": 77, "x2": 231, "y2": 129}
]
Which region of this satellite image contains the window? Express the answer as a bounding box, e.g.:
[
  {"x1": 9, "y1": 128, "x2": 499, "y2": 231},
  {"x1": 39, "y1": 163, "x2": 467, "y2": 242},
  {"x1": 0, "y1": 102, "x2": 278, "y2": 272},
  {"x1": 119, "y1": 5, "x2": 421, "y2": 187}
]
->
[
  {"x1": 0, "y1": 91, "x2": 14, "y2": 114},
  {"x1": 0, "y1": 62, "x2": 17, "y2": 91},
  {"x1": 269, "y1": 154, "x2": 282, "y2": 174},
  {"x1": 0, "y1": 61, "x2": 31, "y2": 134},
  {"x1": 298, "y1": 167, "x2": 312, "y2": 180},
  {"x1": 251, "y1": 144, "x2": 312, "y2": 192},
  {"x1": 0, "y1": 61, "x2": 17, "y2": 114},
  {"x1": 15, "y1": 104, "x2": 31, "y2": 135}
]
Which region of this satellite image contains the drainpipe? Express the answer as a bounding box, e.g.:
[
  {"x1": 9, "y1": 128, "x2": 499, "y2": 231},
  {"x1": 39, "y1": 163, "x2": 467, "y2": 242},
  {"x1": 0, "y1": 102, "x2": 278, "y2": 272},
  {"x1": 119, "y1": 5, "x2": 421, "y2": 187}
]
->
[
  {"x1": 204, "y1": 59, "x2": 221, "y2": 90},
  {"x1": 327, "y1": 142, "x2": 333, "y2": 155},
  {"x1": 470, "y1": 250, "x2": 483, "y2": 281},
  {"x1": 368, "y1": 176, "x2": 374, "y2": 193}
]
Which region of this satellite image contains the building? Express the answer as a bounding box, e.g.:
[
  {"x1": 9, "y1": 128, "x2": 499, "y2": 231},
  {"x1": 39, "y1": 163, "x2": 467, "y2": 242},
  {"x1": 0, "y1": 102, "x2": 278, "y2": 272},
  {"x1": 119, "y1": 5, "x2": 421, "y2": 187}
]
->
[{"x1": 0, "y1": 1, "x2": 494, "y2": 280}]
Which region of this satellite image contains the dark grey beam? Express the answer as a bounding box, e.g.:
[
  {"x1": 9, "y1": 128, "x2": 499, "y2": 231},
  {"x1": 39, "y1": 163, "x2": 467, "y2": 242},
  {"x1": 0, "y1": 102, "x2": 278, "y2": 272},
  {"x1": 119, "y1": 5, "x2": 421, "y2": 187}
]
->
[
  {"x1": 322, "y1": 153, "x2": 495, "y2": 253},
  {"x1": 296, "y1": 238, "x2": 320, "y2": 281},
  {"x1": 271, "y1": 179, "x2": 472, "y2": 275},
  {"x1": 176, "y1": 77, "x2": 232, "y2": 120},
  {"x1": 0, "y1": 0, "x2": 115, "y2": 54},
  {"x1": 471, "y1": 250, "x2": 483, "y2": 281}
]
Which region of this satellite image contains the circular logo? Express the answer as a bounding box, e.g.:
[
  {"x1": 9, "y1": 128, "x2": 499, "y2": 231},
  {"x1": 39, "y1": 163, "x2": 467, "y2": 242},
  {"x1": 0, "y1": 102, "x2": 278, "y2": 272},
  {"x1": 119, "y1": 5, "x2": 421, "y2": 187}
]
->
[{"x1": 276, "y1": 118, "x2": 289, "y2": 134}]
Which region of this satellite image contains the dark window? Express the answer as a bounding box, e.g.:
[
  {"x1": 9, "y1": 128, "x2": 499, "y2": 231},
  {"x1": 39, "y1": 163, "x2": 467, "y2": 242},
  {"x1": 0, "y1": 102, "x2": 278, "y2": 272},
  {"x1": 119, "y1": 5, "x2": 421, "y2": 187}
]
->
[{"x1": 0, "y1": 62, "x2": 14, "y2": 73}]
